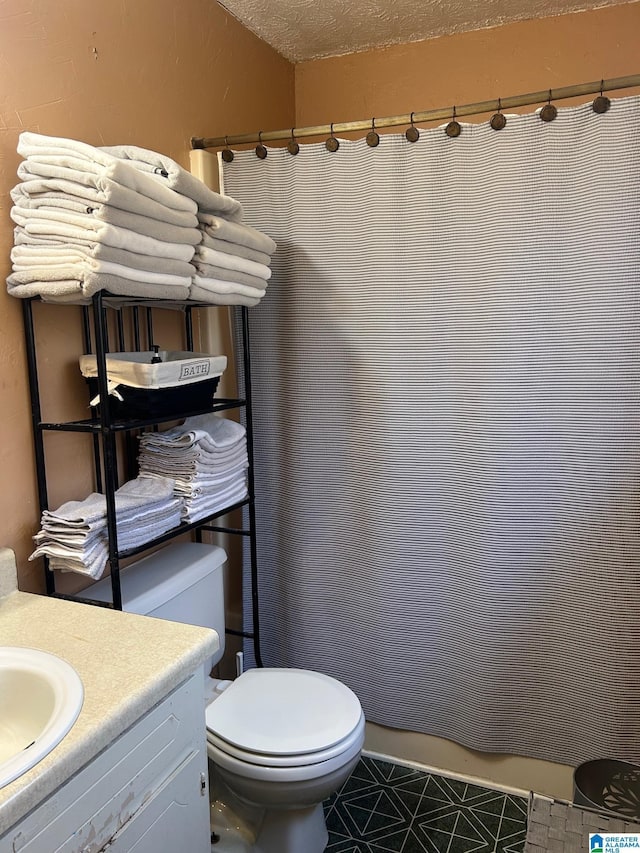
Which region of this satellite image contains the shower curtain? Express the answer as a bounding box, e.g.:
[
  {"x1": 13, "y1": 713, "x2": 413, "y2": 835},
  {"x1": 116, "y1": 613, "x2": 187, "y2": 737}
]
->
[{"x1": 221, "y1": 96, "x2": 640, "y2": 766}]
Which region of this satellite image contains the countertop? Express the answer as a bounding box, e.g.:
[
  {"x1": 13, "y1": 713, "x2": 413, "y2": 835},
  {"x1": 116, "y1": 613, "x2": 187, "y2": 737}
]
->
[{"x1": 0, "y1": 587, "x2": 218, "y2": 834}]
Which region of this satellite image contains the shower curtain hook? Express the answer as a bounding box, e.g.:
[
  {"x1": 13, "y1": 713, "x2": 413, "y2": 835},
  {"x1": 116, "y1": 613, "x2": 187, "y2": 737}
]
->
[
  {"x1": 405, "y1": 111, "x2": 420, "y2": 143},
  {"x1": 326, "y1": 122, "x2": 340, "y2": 152},
  {"x1": 287, "y1": 127, "x2": 300, "y2": 156},
  {"x1": 540, "y1": 89, "x2": 557, "y2": 122},
  {"x1": 490, "y1": 97, "x2": 507, "y2": 131},
  {"x1": 367, "y1": 117, "x2": 380, "y2": 147},
  {"x1": 255, "y1": 131, "x2": 267, "y2": 160},
  {"x1": 445, "y1": 105, "x2": 462, "y2": 138},
  {"x1": 593, "y1": 79, "x2": 611, "y2": 114},
  {"x1": 221, "y1": 135, "x2": 234, "y2": 163}
]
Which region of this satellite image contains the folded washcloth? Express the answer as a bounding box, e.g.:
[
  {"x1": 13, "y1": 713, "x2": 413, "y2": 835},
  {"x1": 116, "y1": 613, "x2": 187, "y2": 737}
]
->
[
  {"x1": 181, "y1": 480, "x2": 248, "y2": 523},
  {"x1": 116, "y1": 503, "x2": 183, "y2": 551},
  {"x1": 113, "y1": 473, "x2": 176, "y2": 505},
  {"x1": 11, "y1": 238, "x2": 195, "y2": 278},
  {"x1": 32, "y1": 538, "x2": 109, "y2": 580},
  {"x1": 29, "y1": 475, "x2": 180, "y2": 578},
  {"x1": 138, "y1": 446, "x2": 248, "y2": 478},
  {"x1": 193, "y1": 245, "x2": 271, "y2": 280},
  {"x1": 34, "y1": 500, "x2": 184, "y2": 576},
  {"x1": 100, "y1": 144, "x2": 244, "y2": 221},
  {"x1": 40, "y1": 494, "x2": 108, "y2": 527},
  {"x1": 191, "y1": 276, "x2": 266, "y2": 301},
  {"x1": 39, "y1": 475, "x2": 174, "y2": 524},
  {"x1": 198, "y1": 215, "x2": 276, "y2": 255},
  {"x1": 173, "y1": 464, "x2": 249, "y2": 496},
  {"x1": 141, "y1": 414, "x2": 246, "y2": 449},
  {"x1": 10, "y1": 206, "x2": 195, "y2": 262},
  {"x1": 7, "y1": 271, "x2": 190, "y2": 304},
  {"x1": 35, "y1": 499, "x2": 181, "y2": 547},
  {"x1": 139, "y1": 455, "x2": 249, "y2": 482},
  {"x1": 199, "y1": 233, "x2": 272, "y2": 267},
  {"x1": 16, "y1": 177, "x2": 199, "y2": 227},
  {"x1": 11, "y1": 186, "x2": 200, "y2": 245},
  {"x1": 18, "y1": 132, "x2": 198, "y2": 213},
  {"x1": 191, "y1": 261, "x2": 271, "y2": 291},
  {"x1": 189, "y1": 284, "x2": 261, "y2": 308}
]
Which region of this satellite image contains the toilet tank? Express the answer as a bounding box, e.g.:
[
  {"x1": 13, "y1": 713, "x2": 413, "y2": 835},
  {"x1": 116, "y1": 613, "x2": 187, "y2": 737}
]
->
[{"x1": 85, "y1": 542, "x2": 227, "y2": 671}]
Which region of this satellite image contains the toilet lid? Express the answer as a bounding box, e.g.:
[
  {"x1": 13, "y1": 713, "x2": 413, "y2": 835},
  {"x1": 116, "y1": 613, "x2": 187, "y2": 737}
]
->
[{"x1": 205, "y1": 668, "x2": 363, "y2": 757}]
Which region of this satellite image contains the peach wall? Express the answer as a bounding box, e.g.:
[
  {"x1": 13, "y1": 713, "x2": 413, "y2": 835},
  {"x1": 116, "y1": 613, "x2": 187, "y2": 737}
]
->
[
  {"x1": 0, "y1": 0, "x2": 294, "y2": 591},
  {"x1": 295, "y1": 3, "x2": 640, "y2": 129}
]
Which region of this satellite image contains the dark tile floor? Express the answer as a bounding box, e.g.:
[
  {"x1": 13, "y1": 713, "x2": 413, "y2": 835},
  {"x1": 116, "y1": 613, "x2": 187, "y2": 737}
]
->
[{"x1": 324, "y1": 755, "x2": 528, "y2": 853}]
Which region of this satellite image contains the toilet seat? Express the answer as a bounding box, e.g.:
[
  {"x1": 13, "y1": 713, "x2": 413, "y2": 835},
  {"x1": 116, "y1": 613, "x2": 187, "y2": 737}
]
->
[
  {"x1": 206, "y1": 713, "x2": 365, "y2": 783},
  {"x1": 207, "y1": 711, "x2": 365, "y2": 767},
  {"x1": 206, "y1": 668, "x2": 363, "y2": 756},
  {"x1": 205, "y1": 667, "x2": 365, "y2": 780}
]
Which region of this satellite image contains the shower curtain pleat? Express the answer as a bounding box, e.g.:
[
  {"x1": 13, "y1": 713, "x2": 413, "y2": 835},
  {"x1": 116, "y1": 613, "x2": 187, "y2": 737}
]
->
[{"x1": 222, "y1": 96, "x2": 640, "y2": 766}]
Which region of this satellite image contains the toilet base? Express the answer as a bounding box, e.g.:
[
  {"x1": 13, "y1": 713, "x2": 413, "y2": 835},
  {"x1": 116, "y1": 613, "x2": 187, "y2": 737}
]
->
[
  {"x1": 209, "y1": 760, "x2": 332, "y2": 853},
  {"x1": 252, "y1": 802, "x2": 328, "y2": 853}
]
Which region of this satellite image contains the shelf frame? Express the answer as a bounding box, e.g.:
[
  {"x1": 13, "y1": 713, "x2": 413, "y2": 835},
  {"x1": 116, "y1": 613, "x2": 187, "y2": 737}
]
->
[{"x1": 22, "y1": 292, "x2": 263, "y2": 667}]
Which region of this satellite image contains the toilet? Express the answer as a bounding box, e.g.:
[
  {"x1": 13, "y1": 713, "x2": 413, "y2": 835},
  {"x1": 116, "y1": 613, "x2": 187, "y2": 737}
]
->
[{"x1": 88, "y1": 541, "x2": 364, "y2": 853}]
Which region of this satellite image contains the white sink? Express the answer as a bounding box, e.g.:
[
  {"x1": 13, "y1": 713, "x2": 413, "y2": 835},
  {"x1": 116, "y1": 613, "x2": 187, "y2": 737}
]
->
[{"x1": 0, "y1": 647, "x2": 84, "y2": 789}]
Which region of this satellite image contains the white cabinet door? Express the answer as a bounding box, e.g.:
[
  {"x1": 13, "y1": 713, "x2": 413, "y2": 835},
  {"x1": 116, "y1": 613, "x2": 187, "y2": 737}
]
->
[
  {"x1": 1, "y1": 671, "x2": 210, "y2": 853},
  {"x1": 107, "y1": 750, "x2": 207, "y2": 852}
]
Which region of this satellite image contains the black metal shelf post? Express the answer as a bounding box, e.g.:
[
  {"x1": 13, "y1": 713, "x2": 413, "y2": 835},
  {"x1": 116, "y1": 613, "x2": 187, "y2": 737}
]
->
[{"x1": 22, "y1": 293, "x2": 262, "y2": 666}]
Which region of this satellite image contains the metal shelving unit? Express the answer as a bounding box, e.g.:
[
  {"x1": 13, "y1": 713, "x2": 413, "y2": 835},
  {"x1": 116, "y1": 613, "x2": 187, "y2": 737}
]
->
[{"x1": 23, "y1": 290, "x2": 262, "y2": 667}]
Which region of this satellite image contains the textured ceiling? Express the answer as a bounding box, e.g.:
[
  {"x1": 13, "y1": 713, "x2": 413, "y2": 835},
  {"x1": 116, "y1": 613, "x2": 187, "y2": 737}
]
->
[{"x1": 217, "y1": 0, "x2": 631, "y2": 62}]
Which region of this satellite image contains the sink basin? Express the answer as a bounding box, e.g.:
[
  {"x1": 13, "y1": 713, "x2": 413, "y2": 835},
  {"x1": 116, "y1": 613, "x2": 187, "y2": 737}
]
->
[{"x1": 0, "y1": 647, "x2": 84, "y2": 789}]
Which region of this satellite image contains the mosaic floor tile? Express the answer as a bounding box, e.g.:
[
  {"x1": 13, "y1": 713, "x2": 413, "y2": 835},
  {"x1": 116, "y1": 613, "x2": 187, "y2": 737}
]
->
[{"x1": 325, "y1": 755, "x2": 528, "y2": 853}]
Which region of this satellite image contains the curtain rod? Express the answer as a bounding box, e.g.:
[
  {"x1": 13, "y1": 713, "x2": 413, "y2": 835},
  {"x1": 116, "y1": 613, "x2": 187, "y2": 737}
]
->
[{"x1": 191, "y1": 73, "x2": 640, "y2": 150}]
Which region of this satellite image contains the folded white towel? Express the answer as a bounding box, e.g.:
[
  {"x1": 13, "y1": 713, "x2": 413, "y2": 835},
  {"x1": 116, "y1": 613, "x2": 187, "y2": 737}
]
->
[
  {"x1": 191, "y1": 261, "x2": 271, "y2": 291},
  {"x1": 11, "y1": 206, "x2": 196, "y2": 262},
  {"x1": 18, "y1": 132, "x2": 198, "y2": 213},
  {"x1": 16, "y1": 177, "x2": 199, "y2": 227},
  {"x1": 11, "y1": 238, "x2": 194, "y2": 278},
  {"x1": 199, "y1": 233, "x2": 272, "y2": 267},
  {"x1": 189, "y1": 284, "x2": 261, "y2": 308},
  {"x1": 198, "y1": 215, "x2": 276, "y2": 255},
  {"x1": 18, "y1": 156, "x2": 197, "y2": 216},
  {"x1": 7, "y1": 272, "x2": 190, "y2": 304},
  {"x1": 8, "y1": 263, "x2": 190, "y2": 288},
  {"x1": 194, "y1": 245, "x2": 271, "y2": 280},
  {"x1": 11, "y1": 186, "x2": 200, "y2": 245},
  {"x1": 100, "y1": 144, "x2": 244, "y2": 221},
  {"x1": 191, "y1": 276, "x2": 266, "y2": 300}
]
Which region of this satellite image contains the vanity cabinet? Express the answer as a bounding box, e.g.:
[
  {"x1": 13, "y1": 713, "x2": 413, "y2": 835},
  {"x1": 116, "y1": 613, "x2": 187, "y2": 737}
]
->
[{"x1": 0, "y1": 672, "x2": 209, "y2": 853}]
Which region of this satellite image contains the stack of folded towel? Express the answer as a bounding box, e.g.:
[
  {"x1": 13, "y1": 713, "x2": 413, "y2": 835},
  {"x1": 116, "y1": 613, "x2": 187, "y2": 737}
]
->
[
  {"x1": 29, "y1": 474, "x2": 181, "y2": 578},
  {"x1": 138, "y1": 413, "x2": 248, "y2": 523},
  {"x1": 191, "y1": 215, "x2": 277, "y2": 307},
  {"x1": 7, "y1": 132, "x2": 244, "y2": 304}
]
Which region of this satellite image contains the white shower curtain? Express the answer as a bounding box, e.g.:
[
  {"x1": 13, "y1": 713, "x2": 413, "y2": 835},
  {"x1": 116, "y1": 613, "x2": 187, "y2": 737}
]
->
[{"x1": 221, "y1": 96, "x2": 640, "y2": 766}]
